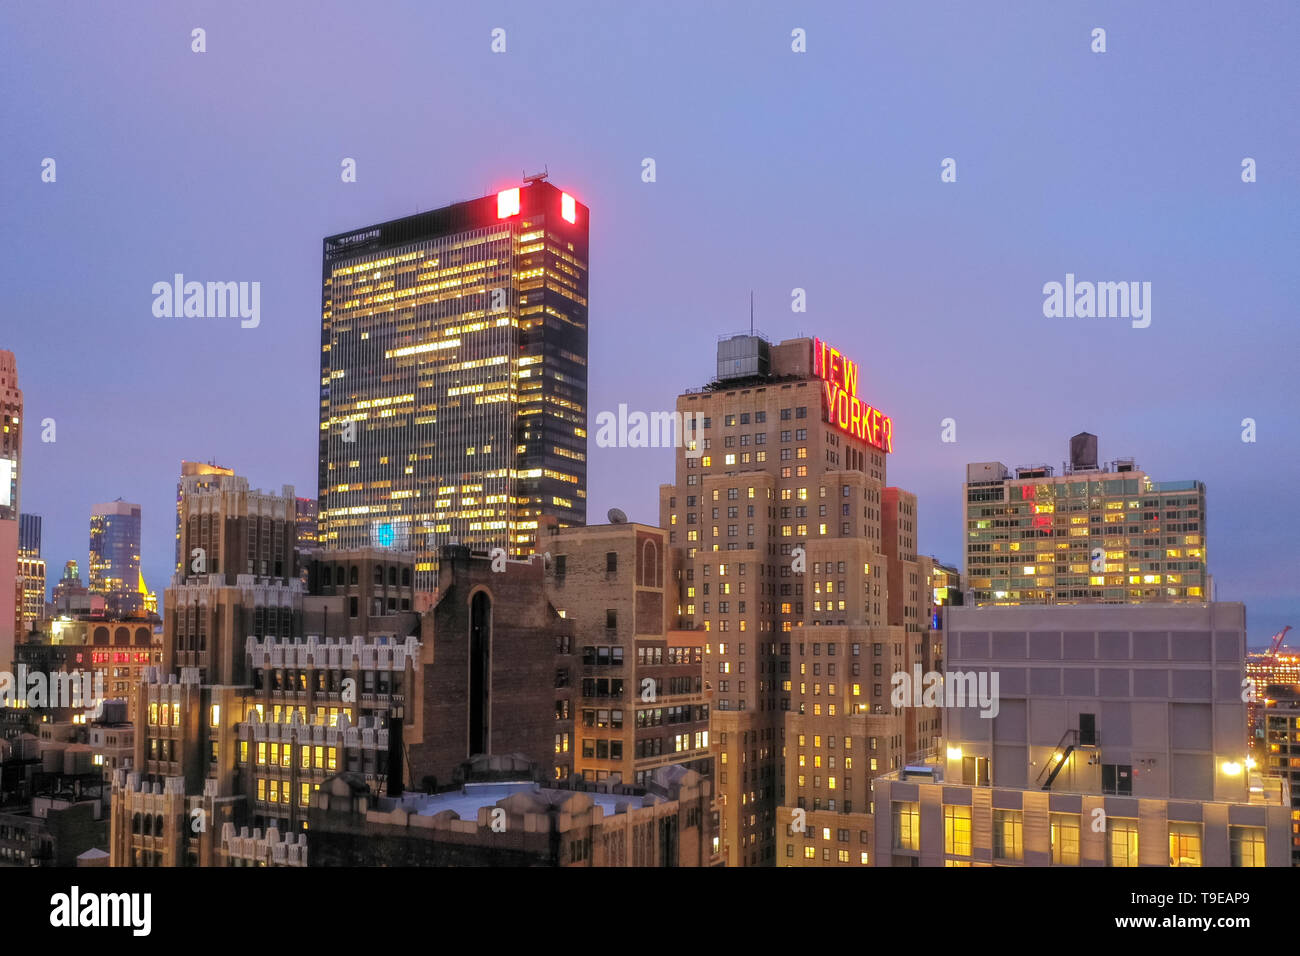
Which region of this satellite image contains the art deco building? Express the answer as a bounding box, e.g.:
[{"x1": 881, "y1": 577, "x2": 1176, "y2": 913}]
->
[
  {"x1": 963, "y1": 433, "x2": 1209, "y2": 605},
  {"x1": 174, "y1": 460, "x2": 235, "y2": 572},
  {"x1": 317, "y1": 176, "x2": 589, "y2": 590},
  {"x1": 165, "y1": 474, "x2": 302, "y2": 685},
  {"x1": 658, "y1": 333, "x2": 936, "y2": 866}
]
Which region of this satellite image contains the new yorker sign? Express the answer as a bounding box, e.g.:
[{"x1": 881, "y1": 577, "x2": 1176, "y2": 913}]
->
[{"x1": 812, "y1": 338, "x2": 893, "y2": 453}]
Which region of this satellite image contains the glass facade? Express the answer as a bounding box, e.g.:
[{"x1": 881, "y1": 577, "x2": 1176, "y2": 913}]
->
[
  {"x1": 89, "y1": 501, "x2": 143, "y2": 614},
  {"x1": 318, "y1": 181, "x2": 588, "y2": 589},
  {"x1": 965, "y1": 471, "x2": 1208, "y2": 604}
]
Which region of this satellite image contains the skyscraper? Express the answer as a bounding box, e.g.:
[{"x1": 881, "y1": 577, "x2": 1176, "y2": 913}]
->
[
  {"x1": 0, "y1": 350, "x2": 22, "y2": 662},
  {"x1": 317, "y1": 176, "x2": 589, "y2": 589},
  {"x1": 963, "y1": 433, "x2": 1209, "y2": 605},
  {"x1": 89, "y1": 500, "x2": 143, "y2": 615},
  {"x1": 658, "y1": 333, "x2": 937, "y2": 866}
]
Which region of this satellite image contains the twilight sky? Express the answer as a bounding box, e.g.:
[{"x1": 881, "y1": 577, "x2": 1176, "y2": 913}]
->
[{"x1": 2, "y1": 1, "x2": 1296, "y2": 646}]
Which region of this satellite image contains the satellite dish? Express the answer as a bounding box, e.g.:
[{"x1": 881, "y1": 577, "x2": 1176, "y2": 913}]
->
[{"x1": 608, "y1": 508, "x2": 628, "y2": 524}]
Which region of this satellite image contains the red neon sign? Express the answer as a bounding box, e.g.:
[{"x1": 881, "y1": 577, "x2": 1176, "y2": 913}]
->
[
  {"x1": 497, "y1": 187, "x2": 520, "y2": 219},
  {"x1": 813, "y1": 338, "x2": 892, "y2": 453}
]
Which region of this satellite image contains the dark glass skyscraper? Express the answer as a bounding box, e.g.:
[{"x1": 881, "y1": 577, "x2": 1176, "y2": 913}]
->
[
  {"x1": 317, "y1": 177, "x2": 589, "y2": 589},
  {"x1": 89, "y1": 499, "x2": 143, "y2": 615}
]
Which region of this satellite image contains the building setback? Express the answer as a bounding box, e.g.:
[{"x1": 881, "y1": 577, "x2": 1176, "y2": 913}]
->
[{"x1": 317, "y1": 177, "x2": 590, "y2": 590}]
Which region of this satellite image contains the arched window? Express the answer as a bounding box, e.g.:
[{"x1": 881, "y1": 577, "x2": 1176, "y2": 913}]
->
[
  {"x1": 321, "y1": 565, "x2": 331, "y2": 586},
  {"x1": 388, "y1": 566, "x2": 397, "y2": 586},
  {"x1": 374, "y1": 564, "x2": 384, "y2": 584},
  {"x1": 154, "y1": 814, "x2": 164, "y2": 836},
  {"x1": 401, "y1": 567, "x2": 411, "y2": 587},
  {"x1": 349, "y1": 566, "x2": 358, "y2": 585},
  {"x1": 132, "y1": 813, "x2": 142, "y2": 834}
]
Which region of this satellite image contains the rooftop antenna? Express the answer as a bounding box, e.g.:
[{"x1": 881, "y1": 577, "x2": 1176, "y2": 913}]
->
[{"x1": 523, "y1": 165, "x2": 549, "y2": 184}]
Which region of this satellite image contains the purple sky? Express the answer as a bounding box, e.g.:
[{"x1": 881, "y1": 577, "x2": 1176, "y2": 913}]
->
[{"x1": 3, "y1": 1, "x2": 1296, "y2": 646}]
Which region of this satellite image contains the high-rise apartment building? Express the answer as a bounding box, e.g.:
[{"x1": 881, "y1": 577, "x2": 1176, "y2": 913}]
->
[
  {"x1": 317, "y1": 176, "x2": 589, "y2": 590},
  {"x1": 659, "y1": 333, "x2": 934, "y2": 866},
  {"x1": 175, "y1": 460, "x2": 235, "y2": 572},
  {"x1": 89, "y1": 500, "x2": 144, "y2": 616},
  {"x1": 964, "y1": 433, "x2": 1208, "y2": 605},
  {"x1": 1, "y1": 350, "x2": 22, "y2": 663}
]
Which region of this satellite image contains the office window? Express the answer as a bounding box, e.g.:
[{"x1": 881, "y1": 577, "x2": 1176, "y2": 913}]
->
[
  {"x1": 1168, "y1": 823, "x2": 1202, "y2": 867},
  {"x1": 944, "y1": 805, "x2": 971, "y2": 857},
  {"x1": 1230, "y1": 826, "x2": 1266, "y2": 867},
  {"x1": 1050, "y1": 813, "x2": 1080, "y2": 865},
  {"x1": 1109, "y1": 819, "x2": 1139, "y2": 867},
  {"x1": 892, "y1": 801, "x2": 919, "y2": 850},
  {"x1": 992, "y1": 809, "x2": 1023, "y2": 861}
]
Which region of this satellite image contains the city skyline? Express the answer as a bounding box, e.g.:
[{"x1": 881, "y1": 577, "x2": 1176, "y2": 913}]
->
[{"x1": 3, "y1": 2, "x2": 1296, "y2": 645}]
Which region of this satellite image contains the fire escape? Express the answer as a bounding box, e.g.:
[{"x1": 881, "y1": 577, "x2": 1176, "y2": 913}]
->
[{"x1": 1036, "y1": 724, "x2": 1100, "y2": 791}]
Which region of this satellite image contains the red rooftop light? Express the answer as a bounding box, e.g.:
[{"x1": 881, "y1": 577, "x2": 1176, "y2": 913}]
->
[
  {"x1": 497, "y1": 187, "x2": 520, "y2": 219},
  {"x1": 561, "y1": 192, "x2": 577, "y2": 224}
]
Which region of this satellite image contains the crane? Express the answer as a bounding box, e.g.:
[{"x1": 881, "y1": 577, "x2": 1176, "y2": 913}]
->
[{"x1": 1266, "y1": 625, "x2": 1294, "y2": 663}]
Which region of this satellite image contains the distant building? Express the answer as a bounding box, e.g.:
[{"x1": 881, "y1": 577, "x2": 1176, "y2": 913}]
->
[
  {"x1": 18, "y1": 514, "x2": 39, "y2": 555},
  {"x1": 88, "y1": 500, "x2": 144, "y2": 616},
  {"x1": 964, "y1": 434, "x2": 1209, "y2": 605},
  {"x1": 51, "y1": 561, "x2": 93, "y2": 616},
  {"x1": 17, "y1": 554, "x2": 44, "y2": 635}
]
